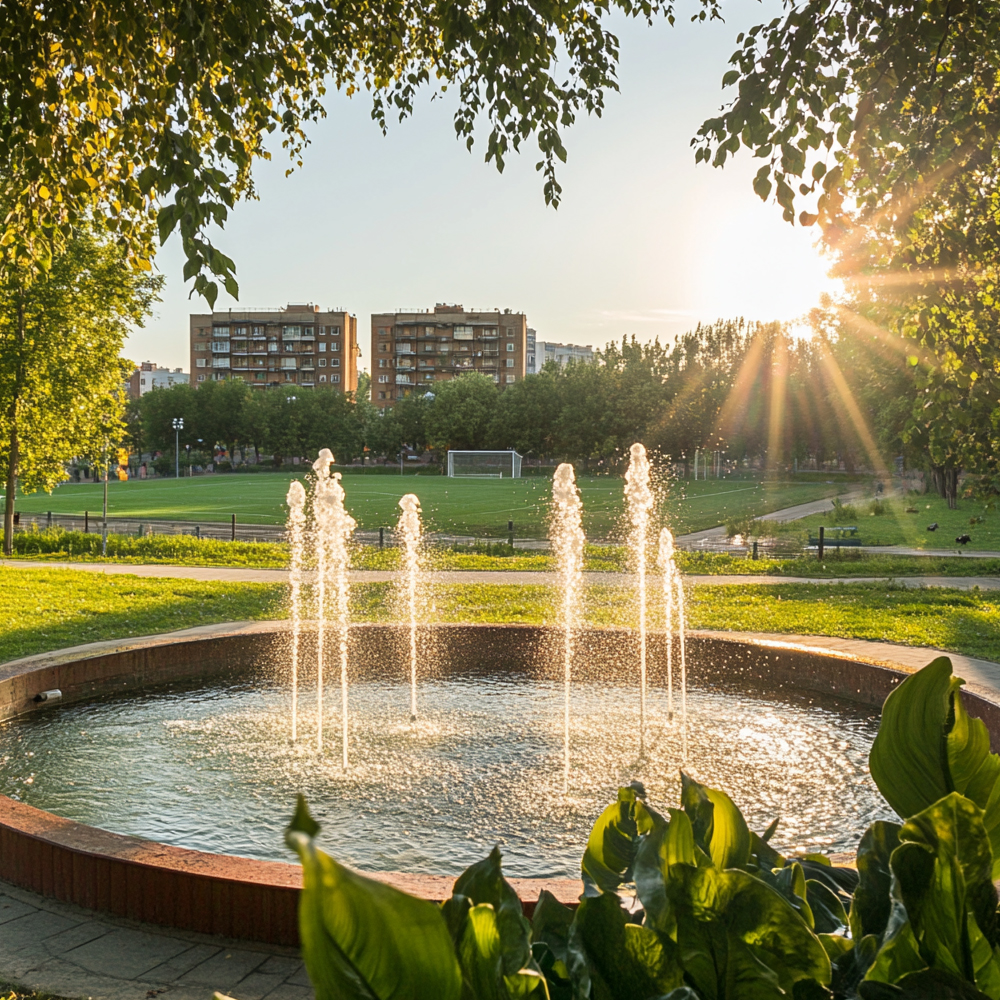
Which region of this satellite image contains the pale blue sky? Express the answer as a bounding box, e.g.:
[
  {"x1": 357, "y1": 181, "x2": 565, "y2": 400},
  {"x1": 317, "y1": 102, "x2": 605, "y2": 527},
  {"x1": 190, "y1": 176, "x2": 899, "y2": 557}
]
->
[{"x1": 129, "y1": 1, "x2": 836, "y2": 373}]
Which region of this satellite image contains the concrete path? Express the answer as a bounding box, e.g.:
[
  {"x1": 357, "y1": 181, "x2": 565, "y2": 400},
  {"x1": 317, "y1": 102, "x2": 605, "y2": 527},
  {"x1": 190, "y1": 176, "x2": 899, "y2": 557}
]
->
[
  {"x1": 1, "y1": 559, "x2": 997, "y2": 590},
  {"x1": 675, "y1": 492, "x2": 866, "y2": 544},
  {"x1": 0, "y1": 878, "x2": 310, "y2": 1000}
]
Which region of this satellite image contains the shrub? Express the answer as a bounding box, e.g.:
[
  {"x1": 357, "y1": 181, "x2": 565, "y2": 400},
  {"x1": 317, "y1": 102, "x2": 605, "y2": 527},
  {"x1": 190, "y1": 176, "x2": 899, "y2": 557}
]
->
[{"x1": 279, "y1": 656, "x2": 1000, "y2": 1000}]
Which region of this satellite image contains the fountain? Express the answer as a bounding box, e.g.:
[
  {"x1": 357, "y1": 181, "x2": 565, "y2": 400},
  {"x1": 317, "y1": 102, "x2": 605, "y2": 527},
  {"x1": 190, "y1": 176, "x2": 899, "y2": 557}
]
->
[
  {"x1": 286, "y1": 479, "x2": 307, "y2": 742},
  {"x1": 550, "y1": 463, "x2": 585, "y2": 791},
  {"x1": 624, "y1": 442, "x2": 654, "y2": 745},
  {"x1": 658, "y1": 526, "x2": 688, "y2": 760},
  {"x1": 397, "y1": 493, "x2": 423, "y2": 721},
  {"x1": 0, "y1": 443, "x2": 925, "y2": 946}
]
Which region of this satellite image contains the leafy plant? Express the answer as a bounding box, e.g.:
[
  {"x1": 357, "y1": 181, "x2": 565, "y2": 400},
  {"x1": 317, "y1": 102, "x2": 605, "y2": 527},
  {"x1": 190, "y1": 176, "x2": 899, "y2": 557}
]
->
[{"x1": 278, "y1": 655, "x2": 1000, "y2": 1000}]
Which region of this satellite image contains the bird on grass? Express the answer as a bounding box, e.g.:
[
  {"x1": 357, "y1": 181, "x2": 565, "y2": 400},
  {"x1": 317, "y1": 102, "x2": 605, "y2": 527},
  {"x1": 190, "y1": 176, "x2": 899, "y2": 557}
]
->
[
  {"x1": 927, "y1": 522, "x2": 939, "y2": 531},
  {"x1": 956, "y1": 534, "x2": 971, "y2": 546}
]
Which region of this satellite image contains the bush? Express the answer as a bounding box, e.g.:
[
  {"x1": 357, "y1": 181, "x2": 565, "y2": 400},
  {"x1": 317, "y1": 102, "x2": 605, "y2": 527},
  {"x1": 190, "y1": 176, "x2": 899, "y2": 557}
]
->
[
  {"x1": 830, "y1": 497, "x2": 859, "y2": 522},
  {"x1": 282, "y1": 656, "x2": 1000, "y2": 1000}
]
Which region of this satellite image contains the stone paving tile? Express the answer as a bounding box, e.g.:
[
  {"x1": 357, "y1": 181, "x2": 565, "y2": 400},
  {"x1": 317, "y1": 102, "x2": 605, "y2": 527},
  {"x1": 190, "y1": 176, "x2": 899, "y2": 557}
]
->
[
  {"x1": 1, "y1": 909, "x2": 81, "y2": 949},
  {"x1": 259, "y1": 985, "x2": 312, "y2": 1000},
  {"x1": 178, "y1": 948, "x2": 268, "y2": 988},
  {"x1": 284, "y1": 965, "x2": 311, "y2": 988},
  {"x1": 225, "y1": 972, "x2": 285, "y2": 1000},
  {"x1": 255, "y1": 956, "x2": 302, "y2": 979},
  {"x1": 46, "y1": 921, "x2": 115, "y2": 955},
  {"x1": 64, "y1": 927, "x2": 192, "y2": 980},
  {"x1": 17, "y1": 955, "x2": 156, "y2": 1000},
  {"x1": 0, "y1": 894, "x2": 38, "y2": 925},
  {"x1": 143, "y1": 943, "x2": 222, "y2": 984}
]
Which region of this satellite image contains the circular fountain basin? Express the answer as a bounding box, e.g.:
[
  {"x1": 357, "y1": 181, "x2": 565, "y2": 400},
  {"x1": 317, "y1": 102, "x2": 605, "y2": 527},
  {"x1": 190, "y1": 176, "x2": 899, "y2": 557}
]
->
[{"x1": 1, "y1": 623, "x2": 997, "y2": 946}]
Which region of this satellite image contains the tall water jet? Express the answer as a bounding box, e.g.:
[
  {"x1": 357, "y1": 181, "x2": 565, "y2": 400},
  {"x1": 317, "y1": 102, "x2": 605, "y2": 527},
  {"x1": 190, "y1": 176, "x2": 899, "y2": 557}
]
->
[
  {"x1": 624, "y1": 442, "x2": 654, "y2": 742},
  {"x1": 550, "y1": 463, "x2": 585, "y2": 791},
  {"x1": 311, "y1": 450, "x2": 335, "y2": 752},
  {"x1": 397, "y1": 494, "x2": 423, "y2": 721},
  {"x1": 658, "y1": 526, "x2": 688, "y2": 759},
  {"x1": 327, "y1": 471, "x2": 357, "y2": 769},
  {"x1": 286, "y1": 480, "x2": 307, "y2": 742}
]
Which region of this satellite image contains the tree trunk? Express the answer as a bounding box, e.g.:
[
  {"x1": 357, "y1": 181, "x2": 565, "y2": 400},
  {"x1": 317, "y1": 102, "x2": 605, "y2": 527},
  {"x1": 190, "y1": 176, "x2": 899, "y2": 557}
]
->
[
  {"x1": 930, "y1": 464, "x2": 960, "y2": 508},
  {"x1": 3, "y1": 298, "x2": 25, "y2": 556}
]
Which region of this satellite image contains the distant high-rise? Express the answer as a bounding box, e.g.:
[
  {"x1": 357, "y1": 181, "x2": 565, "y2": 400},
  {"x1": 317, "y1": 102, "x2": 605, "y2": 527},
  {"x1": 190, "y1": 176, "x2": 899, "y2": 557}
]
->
[
  {"x1": 531, "y1": 341, "x2": 594, "y2": 371},
  {"x1": 370, "y1": 304, "x2": 527, "y2": 408},
  {"x1": 189, "y1": 304, "x2": 359, "y2": 392},
  {"x1": 126, "y1": 362, "x2": 188, "y2": 398}
]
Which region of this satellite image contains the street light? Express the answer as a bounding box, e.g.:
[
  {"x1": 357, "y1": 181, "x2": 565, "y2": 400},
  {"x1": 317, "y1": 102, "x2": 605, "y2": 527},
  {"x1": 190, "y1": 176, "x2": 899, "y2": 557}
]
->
[{"x1": 172, "y1": 418, "x2": 184, "y2": 478}]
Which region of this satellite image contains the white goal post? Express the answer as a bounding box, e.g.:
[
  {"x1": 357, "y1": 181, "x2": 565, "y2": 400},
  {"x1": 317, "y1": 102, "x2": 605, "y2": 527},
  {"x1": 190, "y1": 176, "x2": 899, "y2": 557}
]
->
[{"x1": 447, "y1": 450, "x2": 523, "y2": 478}]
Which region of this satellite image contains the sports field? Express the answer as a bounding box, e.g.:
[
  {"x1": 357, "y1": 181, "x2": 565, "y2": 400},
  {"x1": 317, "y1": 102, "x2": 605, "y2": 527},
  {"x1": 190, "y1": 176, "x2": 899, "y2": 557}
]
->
[{"x1": 10, "y1": 472, "x2": 846, "y2": 538}]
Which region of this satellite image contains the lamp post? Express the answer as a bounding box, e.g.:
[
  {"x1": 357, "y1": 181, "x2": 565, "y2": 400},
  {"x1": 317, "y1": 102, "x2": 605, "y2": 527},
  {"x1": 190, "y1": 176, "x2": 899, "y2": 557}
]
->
[{"x1": 172, "y1": 418, "x2": 184, "y2": 478}]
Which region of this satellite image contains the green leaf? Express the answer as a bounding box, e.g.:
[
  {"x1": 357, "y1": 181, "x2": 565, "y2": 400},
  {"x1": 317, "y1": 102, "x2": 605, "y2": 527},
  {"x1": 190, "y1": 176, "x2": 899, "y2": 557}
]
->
[
  {"x1": 286, "y1": 797, "x2": 462, "y2": 1000},
  {"x1": 635, "y1": 808, "x2": 696, "y2": 933},
  {"x1": 859, "y1": 967, "x2": 994, "y2": 998},
  {"x1": 681, "y1": 773, "x2": 752, "y2": 870},
  {"x1": 456, "y1": 904, "x2": 544, "y2": 1000},
  {"x1": 851, "y1": 822, "x2": 903, "y2": 943},
  {"x1": 453, "y1": 847, "x2": 531, "y2": 975},
  {"x1": 581, "y1": 784, "x2": 645, "y2": 894},
  {"x1": 568, "y1": 892, "x2": 683, "y2": 1000},
  {"x1": 806, "y1": 880, "x2": 849, "y2": 934},
  {"x1": 870, "y1": 658, "x2": 1000, "y2": 877},
  {"x1": 665, "y1": 863, "x2": 831, "y2": 996}
]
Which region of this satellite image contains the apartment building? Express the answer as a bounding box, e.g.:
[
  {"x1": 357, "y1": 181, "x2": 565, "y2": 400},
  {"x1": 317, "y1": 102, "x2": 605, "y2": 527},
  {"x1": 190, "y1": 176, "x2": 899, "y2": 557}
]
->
[
  {"x1": 189, "y1": 304, "x2": 359, "y2": 392},
  {"x1": 370, "y1": 304, "x2": 527, "y2": 407},
  {"x1": 531, "y1": 340, "x2": 594, "y2": 371},
  {"x1": 126, "y1": 362, "x2": 189, "y2": 398}
]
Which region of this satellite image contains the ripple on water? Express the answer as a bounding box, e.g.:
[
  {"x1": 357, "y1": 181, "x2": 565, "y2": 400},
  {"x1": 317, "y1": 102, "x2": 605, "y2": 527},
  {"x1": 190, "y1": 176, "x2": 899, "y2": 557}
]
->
[{"x1": 0, "y1": 677, "x2": 896, "y2": 877}]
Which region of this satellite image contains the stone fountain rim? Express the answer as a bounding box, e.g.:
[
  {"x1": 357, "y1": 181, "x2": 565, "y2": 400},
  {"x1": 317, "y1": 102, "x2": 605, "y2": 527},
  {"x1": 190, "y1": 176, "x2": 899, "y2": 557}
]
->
[{"x1": 2, "y1": 620, "x2": 999, "y2": 948}]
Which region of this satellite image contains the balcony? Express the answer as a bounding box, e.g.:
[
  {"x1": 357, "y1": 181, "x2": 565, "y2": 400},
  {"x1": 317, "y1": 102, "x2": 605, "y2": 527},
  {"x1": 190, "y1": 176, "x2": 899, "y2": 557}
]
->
[{"x1": 395, "y1": 374, "x2": 413, "y2": 385}]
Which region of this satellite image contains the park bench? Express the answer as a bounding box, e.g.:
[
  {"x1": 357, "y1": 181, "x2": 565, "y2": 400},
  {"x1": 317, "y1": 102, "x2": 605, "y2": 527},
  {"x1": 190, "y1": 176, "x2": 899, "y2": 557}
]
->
[{"x1": 808, "y1": 525, "x2": 863, "y2": 548}]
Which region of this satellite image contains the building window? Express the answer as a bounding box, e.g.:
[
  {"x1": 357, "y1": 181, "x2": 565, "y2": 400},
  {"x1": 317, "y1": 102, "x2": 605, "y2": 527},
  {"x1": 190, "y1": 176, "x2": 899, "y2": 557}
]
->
[
  {"x1": 330, "y1": 325, "x2": 341, "y2": 335},
  {"x1": 506, "y1": 358, "x2": 514, "y2": 368},
  {"x1": 378, "y1": 327, "x2": 389, "y2": 337},
  {"x1": 378, "y1": 359, "x2": 386, "y2": 368},
  {"x1": 331, "y1": 358, "x2": 340, "y2": 367},
  {"x1": 506, "y1": 375, "x2": 516, "y2": 383},
  {"x1": 319, "y1": 358, "x2": 327, "y2": 367},
  {"x1": 197, "y1": 374, "x2": 206, "y2": 382},
  {"x1": 507, "y1": 342, "x2": 515, "y2": 352},
  {"x1": 330, "y1": 341, "x2": 340, "y2": 351},
  {"x1": 378, "y1": 375, "x2": 390, "y2": 383},
  {"x1": 320, "y1": 375, "x2": 327, "y2": 382},
  {"x1": 196, "y1": 359, "x2": 207, "y2": 368},
  {"x1": 195, "y1": 343, "x2": 207, "y2": 351},
  {"x1": 331, "y1": 374, "x2": 341, "y2": 383},
  {"x1": 379, "y1": 344, "x2": 389, "y2": 352},
  {"x1": 268, "y1": 342, "x2": 278, "y2": 353},
  {"x1": 319, "y1": 342, "x2": 326, "y2": 352},
  {"x1": 505, "y1": 327, "x2": 513, "y2": 336},
  {"x1": 378, "y1": 391, "x2": 386, "y2": 399}
]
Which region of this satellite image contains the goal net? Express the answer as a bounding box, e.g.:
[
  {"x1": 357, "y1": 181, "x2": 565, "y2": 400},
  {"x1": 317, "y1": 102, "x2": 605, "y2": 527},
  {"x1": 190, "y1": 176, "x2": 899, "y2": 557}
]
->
[{"x1": 447, "y1": 450, "x2": 523, "y2": 478}]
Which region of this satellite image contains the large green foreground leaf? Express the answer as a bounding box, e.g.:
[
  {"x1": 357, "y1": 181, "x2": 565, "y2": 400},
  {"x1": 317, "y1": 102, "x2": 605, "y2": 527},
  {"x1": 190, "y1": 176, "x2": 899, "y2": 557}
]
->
[
  {"x1": 581, "y1": 783, "x2": 652, "y2": 894},
  {"x1": 865, "y1": 793, "x2": 1000, "y2": 999},
  {"x1": 870, "y1": 657, "x2": 1000, "y2": 874},
  {"x1": 286, "y1": 796, "x2": 462, "y2": 1000},
  {"x1": 680, "y1": 773, "x2": 751, "y2": 871}
]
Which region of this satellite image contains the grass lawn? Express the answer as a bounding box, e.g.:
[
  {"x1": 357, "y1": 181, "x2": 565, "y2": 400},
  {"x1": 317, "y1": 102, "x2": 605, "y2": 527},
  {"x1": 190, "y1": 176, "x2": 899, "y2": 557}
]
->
[
  {"x1": 2, "y1": 567, "x2": 997, "y2": 665},
  {"x1": 10, "y1": 471, "x2": 848, "y2": 538},
  {"x1": 774, "y1": 494, "x2": 1000, "y2": 551}
]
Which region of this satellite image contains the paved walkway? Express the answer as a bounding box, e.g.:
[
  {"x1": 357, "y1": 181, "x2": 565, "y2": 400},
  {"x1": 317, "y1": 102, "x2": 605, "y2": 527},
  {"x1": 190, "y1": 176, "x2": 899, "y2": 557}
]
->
[
  {"x1": 0, "y1": 878, "x2": 309, "y2": 1000},
  {"x1": 1, "y1": 559, "x2": 997, "y2": 591}
]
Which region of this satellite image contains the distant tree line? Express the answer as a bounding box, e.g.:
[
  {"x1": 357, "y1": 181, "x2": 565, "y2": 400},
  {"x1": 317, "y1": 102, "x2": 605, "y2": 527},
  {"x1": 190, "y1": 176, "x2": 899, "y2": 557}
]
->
[{"x1": 128, "y1": 317, "x2": 950, "y2": 484}]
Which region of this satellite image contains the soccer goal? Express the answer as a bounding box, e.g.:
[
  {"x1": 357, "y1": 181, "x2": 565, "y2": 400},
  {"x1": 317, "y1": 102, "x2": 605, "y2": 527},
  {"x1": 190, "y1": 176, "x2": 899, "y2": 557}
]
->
[{"x1": 447, "y1": 450, "x2": 523, "y2": 478}]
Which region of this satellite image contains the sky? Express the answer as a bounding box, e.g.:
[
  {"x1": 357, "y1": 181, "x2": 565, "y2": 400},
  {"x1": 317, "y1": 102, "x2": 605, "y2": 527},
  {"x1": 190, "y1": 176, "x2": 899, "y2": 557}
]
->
[{"x1": 128, "y1": 1, "x2": 839, "y2": 373}]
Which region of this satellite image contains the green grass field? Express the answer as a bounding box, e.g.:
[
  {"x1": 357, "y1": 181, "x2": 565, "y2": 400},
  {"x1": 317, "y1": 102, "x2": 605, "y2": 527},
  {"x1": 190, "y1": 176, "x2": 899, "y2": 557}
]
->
[
  {"x1": 2, "y1": 567, "x2": 996, "y2": 664},
  {"x1": 11, "y1": 471, "x2": 846, "y2": 539},
  {"x1": 772, "y1": 495, "x2": 1000, "y2": 551}
]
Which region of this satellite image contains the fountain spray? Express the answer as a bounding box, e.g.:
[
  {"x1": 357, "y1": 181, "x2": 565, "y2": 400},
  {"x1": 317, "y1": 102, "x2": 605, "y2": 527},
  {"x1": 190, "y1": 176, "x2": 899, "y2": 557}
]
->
[
  {"x1": 311, "y1": 449, "x2": 335, "y2": 752},
  {"x1": 286, "y1": 480, "x2": 307, "y2": 742},
  {"x1": 657, "y1": 526, "x2": 688, "y2": 761},
  {"x1": 624, "y1": 443, "x2": 654, "y2": 743},
  {"x1": 550, "y1": 463, "x2": 585, "y2": 791},
  {"x1": 397, "y1": 494, "x2": 423, "y2": 721}
]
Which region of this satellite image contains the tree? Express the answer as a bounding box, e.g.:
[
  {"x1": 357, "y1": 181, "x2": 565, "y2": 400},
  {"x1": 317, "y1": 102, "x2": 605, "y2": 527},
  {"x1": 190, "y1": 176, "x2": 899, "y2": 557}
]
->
[
  {"x1": 1, "y1": 0, "x2": 716, "y2": 304},
  {"x1": 0, "y1": 226, "x2": 160, "y2": 553},
  {"x1": 696, "y1": 1, "x2": 1000, "y2": 497},
  {"x1": 424, "y1": 374, "x2": 498, "y2": 452}
]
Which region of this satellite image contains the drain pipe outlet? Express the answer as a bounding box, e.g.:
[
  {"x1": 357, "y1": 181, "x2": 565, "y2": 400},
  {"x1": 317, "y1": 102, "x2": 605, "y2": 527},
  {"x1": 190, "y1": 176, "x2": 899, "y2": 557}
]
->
[{"x1": 33, "y1": 689, "x2": 62, "y2": 703}]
